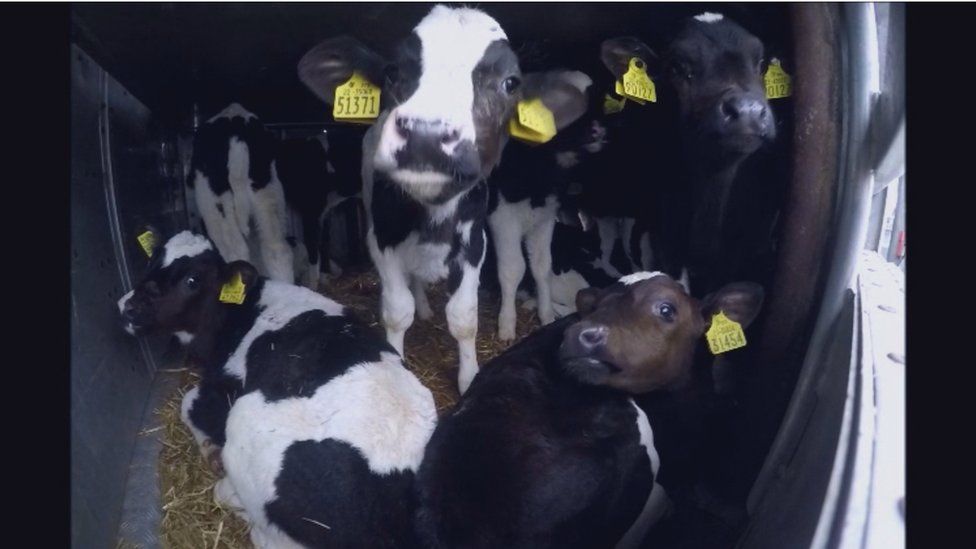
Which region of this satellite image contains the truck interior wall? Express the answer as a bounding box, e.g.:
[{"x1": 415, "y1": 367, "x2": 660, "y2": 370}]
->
[{"x1": 70, "y1": 45, "x2": 188, "y2": 548}]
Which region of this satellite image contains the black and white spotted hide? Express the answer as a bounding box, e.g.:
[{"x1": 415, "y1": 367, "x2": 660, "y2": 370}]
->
[
  {"x1": 187, "y1": 103, "x2": 294, "y2": 282},
  {"x1": 117, "y1": 231, "x2": 437, "y2": 549},
  {"x1": 298, "y1": 5, "x2": 589, "y2": 393},
  {"x1": 486, "y1": 71, "x2": 597, "y2": 340}
]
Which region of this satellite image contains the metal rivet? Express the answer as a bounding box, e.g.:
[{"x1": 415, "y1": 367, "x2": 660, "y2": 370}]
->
[{"x1": 887, "y1": 352, "x2": 904, "y2": 364}]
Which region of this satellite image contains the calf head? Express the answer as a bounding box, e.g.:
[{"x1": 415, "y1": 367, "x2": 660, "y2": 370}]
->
[
  {"x1": 298, "y1": 4, "x2": 589, "y2": 205},
  {"x1": 602, "y1": 12, "x2": 775, "y2": 162},
  {"x1": 559, "y1": 272, "x2": 763, "y2": 393},
  {"x1": 117, "y1": 230, "x2": 259, "y2": 338}
]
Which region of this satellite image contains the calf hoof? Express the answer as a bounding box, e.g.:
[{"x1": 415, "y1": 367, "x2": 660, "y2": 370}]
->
[
  {"x1": 498, "y1": 316, "x2": 517, "y2": 341},
  {"x1": 538, "y1": 309, "x2": 555, "y2": 326},
  {"x1": 201, "y1": 440, "x2": 225, "y2": 477}
]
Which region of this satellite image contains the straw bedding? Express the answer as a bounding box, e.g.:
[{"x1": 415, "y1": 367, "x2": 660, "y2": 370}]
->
[{"x1": 146, "y1": 269, "x2": 541, "y2": 548}]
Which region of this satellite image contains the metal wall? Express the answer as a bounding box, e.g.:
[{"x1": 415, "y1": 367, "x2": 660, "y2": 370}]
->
[{"x1": 71, "y1": 44, "x2": 186, "y2": 548}]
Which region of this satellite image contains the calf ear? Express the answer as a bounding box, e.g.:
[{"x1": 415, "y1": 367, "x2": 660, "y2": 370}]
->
[
  {"x1": 298, "y1": 36, "x2": 388, "y2": 105},
  {"x1": 521, "y1": 70, "x2": 593, "y2": 131},
  {"x1": 557, "y1": 206, "x2": 582, "y2": 228},
  {"x1": 575, "y1": 286, "x2": 602, "y2": 315},
  {"x1": 135, "y1": 224, "x2": 163, "y2": 258},
  {"x1": 701, "y1": 282, "x2": 764, "y2": 329},
  {"x1": 578, "y1": 210, "x2": 595, "y2": 233},
  {"x1": 221, "y1": 260, "x2": 260, "y2": 291},
  {"x1": 600, "y1": 37, "x2": 659, "y2": 80}
]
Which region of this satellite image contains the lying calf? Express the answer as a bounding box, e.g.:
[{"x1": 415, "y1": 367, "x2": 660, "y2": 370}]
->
[
  {"x1": 416, "y1": 271, "x2": 758, "y2": 548},
  {"x1": 118, "y1": 230, "x2": 437, "y2": 548}
]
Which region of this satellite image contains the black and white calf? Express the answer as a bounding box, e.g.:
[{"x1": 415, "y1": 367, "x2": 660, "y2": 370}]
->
[
  {"x1": 416, "y1": 272, "x2": 759, "y2": 548},
  {"x1": 276, "y1": 129, "x2": 363, "y2": 289},
  {"x1": 298, "y1": 5, "x2": 588, "y2": 392},
  {"x1": 118, "y1": 231, "x2": 437, "y2": 548},
  {"x1": 546, "y1": 212, "x2": 628, "y2": 319},
  {"x1": 188, "y1": 103, "x2": 294, "y2": 282},
  {"x1": 486, "y1": 74, "x2": 599, "y2": 340}
]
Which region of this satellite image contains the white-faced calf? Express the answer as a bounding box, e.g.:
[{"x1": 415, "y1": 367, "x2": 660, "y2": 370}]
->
[
  {"x1": 188, "y1": 103, "x2": 294, "y2": 283},
  {"x1": 415, "y1": 271, "x2": 761, "y2": 549},
  {"x1": 118, "y1": 230, "x2": 437, "y2": 548},
  {"x1": 297, "y1": 5, "x2": 588, "y2": 393}
]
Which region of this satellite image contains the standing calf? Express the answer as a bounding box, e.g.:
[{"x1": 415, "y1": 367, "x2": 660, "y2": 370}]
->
[
  {"x1": 118, "y1": 231, "x2": 437, "y2": 548},
  {"x1": 276, "y1": 129, "x2": 363, "y2": 289},
  {"x1": 188, "y1": 103, "x2": 294, "y2": 282},
  {"x1": 606, "y1": 13, "x2": 779, "y2": 295},
  {"x1": 297, "y1": 5, "x2": 588, "y2": 392},
  {"x1": 487, "y1": 76, "x2": 599, "y2": 340}
]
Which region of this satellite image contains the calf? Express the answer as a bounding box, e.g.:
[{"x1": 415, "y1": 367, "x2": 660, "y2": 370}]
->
[
  {"x1": 486, "y1": 75, "x2": 601, "y2": 340},
  {"x1": 603, "y1": 13, "x2": 780, "y2": 295},
  {"x1": 297, "y1": 5, "x2": 588, "y2": 392},
  {"x1": 546, "y1": 211, "x2": 635, "y2": 319},
  {"x1": 276, "y1": 129, "x2": 363, "y2": 289},
  {"x1": 188, "y1": 103, "x2": 294, "y2": 282},
  {"x1": 118, "y1": 230, "x2": 437, "y2": 548},
  {"x1": 416, "y1": 272, "x2": 761, "y2": 548}
]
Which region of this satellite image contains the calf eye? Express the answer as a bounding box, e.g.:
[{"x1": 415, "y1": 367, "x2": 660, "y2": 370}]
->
[
  {"x1": 670, "y1": 63, "x2": 693, "y2": 81},
  {"x1": 185, "y1": 276, "x2": 199, "y2": 290},
  {"x1": 502, "y1": 76, "x2": 521, "y2": 94},
  {"x1": 657, "y1": 302, "x2": 676, "y2": 322}
]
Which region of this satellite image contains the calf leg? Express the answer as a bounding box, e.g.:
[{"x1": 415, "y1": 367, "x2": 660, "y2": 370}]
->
[
  {"x1": 621, "y1": 217, "x2": 640, "y2": 273},
  {"x1": 595, "y1": 217, "x2": 624, "y2": 278},
  {"x1": 180, "y1": 385, "x2": 232, "y2": 477},
  {"x1": 526, "y1": 209, "x2": 557, "y2": 326},
  {"x1": 251, "y1": 169, "x2": 295, "y2": 283},
  {"x1": 447, "y1": 235, "x2": 486, "y2": 394},
  {"x1": 368, "y1": 232, "x2": 414, "y2": 356},
  {"x1": 194, "y1": 174, "x2": 250, "y2": 263},
  {"x1": 488, "y1": 206, "x2": 526, "y2": 341},
  {"x1": 300, "y1": 211, "x2": 322, "y2": 290},
  {"x1": 412, "y1": 277, "x2": 433, "y2": 321}
]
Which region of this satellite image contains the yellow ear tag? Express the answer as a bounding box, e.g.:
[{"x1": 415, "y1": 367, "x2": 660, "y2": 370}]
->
[
  {"x1": 603, "y1": 93, "x2": 627, "y2": 115},
  {"x1": 616, "y1": 57, "x2": 657, "y2": 104},
  {"x1": 332, "y1": 72, "x2": 381, "y2": 124},
  {"x1": 764, "y1": 58, "x2": 793, "y2": 99},
  {"x1": 136, "y1": 231, "x2": 156, "y2": 257},
  {"x1": 219, "y1": 272, "x2": 246, "y2": 305},
  {"x1": 706, "y1": 311, "x2": 747, "y2": 355},
  {"x1": 508, "y1": 98, "x2": 557, "y2": 144}
]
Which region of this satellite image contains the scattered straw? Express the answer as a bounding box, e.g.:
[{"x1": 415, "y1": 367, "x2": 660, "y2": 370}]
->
[{"x1": 156, "y1": 269, "x2": 541, "y2": 546}]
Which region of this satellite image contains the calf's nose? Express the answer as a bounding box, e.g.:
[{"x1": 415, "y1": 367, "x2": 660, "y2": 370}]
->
[
  {"x1": 577, "y1": 325, "x2": 609, "y2": 351},
  {"x1": 395, "y1": 116, "x2": 461, "y2": 147},
  {"x1": 720, "y1": 95, "x2": 766, "y2": 123}
]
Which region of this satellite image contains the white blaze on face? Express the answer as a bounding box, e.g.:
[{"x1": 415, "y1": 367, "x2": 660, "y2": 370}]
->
[
  {"x1": 162, "y1": 231, "x2": 214, "y2": 267},
  {"x1": 693, "y1": 12, "x2": 724, "y2": 24},
  {"x1": 619, "y1": 271, "x2": 666, "y2": 286},
  {"x1": 374, "y1": 6, "x2": 508, "y2": 174}
]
